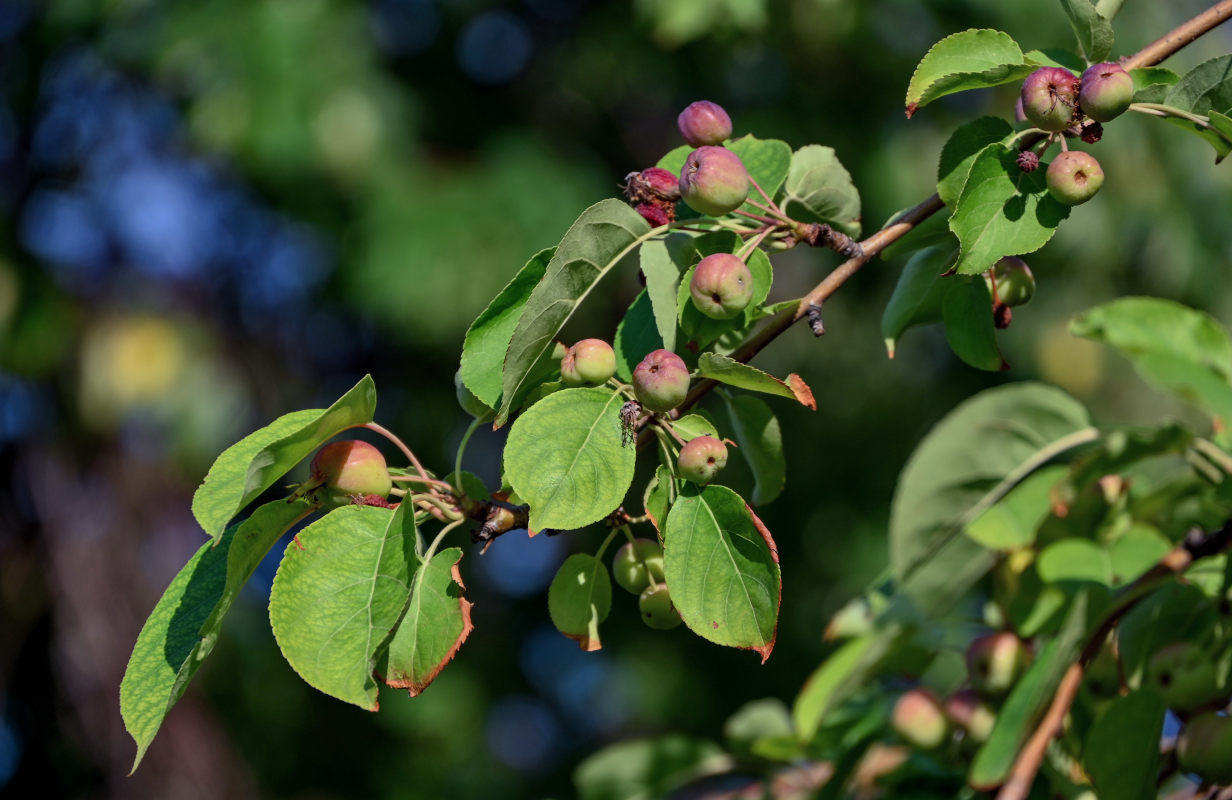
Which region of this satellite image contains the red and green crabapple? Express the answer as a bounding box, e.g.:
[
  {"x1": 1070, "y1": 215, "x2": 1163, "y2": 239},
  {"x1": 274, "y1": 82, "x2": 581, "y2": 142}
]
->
[
  {"x1": 891, "y1": 689, "x2": 950, "y2": 750},
  {"x1": 966, "y1": 632, "x2": 1031, "y2": 699},
  {"x1": 985, "y1": 256, "x2": 1035, "y2": 307},
  {"x1": 560, "y1": 338, "x2": 617, "y2": 386},
  {"x1": 308, "y1": 440, "x2": 392, "y2": 507},
  {"x1": 1046, "y1": 151, "x2": 1104, "y2": 206},
  {"x1": 632, "y1": 349, "x2": 691, "y2": 413},
  {"x1": 944, "y1": 688, "x2": 996, "y2": 744},
  {"x1": 638, "y1": 583, "x2": 682, "y2": 629},
  {"x1": 612, "y1": 538, "x2": 665, "y2": 595},
  {"x1": 1020, "y1": 67, "x2": 1079, "y2": 132},
  {"x1": 679, "y1": 146, "x2": 750, "y2": 217},
  {"x1": 689, "y1": 253, "x2": 754, "y2": 319},
  {"x1": 1079, "y1": 62, "x2": 1134, "y2": 122},
  {"x1": 677, "y1": 435, "x2": 728, "y2": 484},
  {"x1": 677, "y1": 100, "x2": 733, "y2": 147}
]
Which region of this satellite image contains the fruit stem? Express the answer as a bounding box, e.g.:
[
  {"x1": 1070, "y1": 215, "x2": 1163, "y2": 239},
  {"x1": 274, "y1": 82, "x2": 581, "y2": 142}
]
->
[
  {"x1": 736, "y1": 225, "x2": 775, "y2": 261},
  {"x1": 1130, "y1": 102, "x2": 1214, "y2": 128},
  {"x1": 594, "y1": 527, "x2": 621, "y2": 561},
  {"x1": 423, "y1": 517, "x2": 466, "y2": 564},
  {"x1": 655, "y1": 416, "x2": 688, "y2": 447},
  {"x1": 746, "y1": 176, "x2": 782, "y2": 215},
  {"x1": 453, "y1": 417, "x2": 484, "y2": 496},
  {"x1": 361, "y1": 422, "x2": 450, "y2": 490},
  {"x1": 409, "y1": 492, "x2": 464, "y2": 522},
  {"x1": 731, "y1": 208, "x2": 785, "y2": 227}
]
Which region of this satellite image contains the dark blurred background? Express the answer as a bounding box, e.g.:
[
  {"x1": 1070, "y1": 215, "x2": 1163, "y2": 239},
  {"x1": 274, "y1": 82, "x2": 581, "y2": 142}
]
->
[{"x1": 0, "y1": 1, "x2": 1230, "y2": 797}]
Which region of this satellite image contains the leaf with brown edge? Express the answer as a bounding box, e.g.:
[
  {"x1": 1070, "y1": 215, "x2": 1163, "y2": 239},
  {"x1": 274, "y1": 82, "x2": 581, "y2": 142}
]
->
[
  {"x1": 380, "y1": 547, "x2": 474, "y2": 696},
  {"x1": 548, "y1": 553, "x2": 612, "y2": 652},
  {"x1": 785, "y1": 374, "x2": 816, "y2": 410},
  {"x1": 697, "y1": 353, "x2": 816, "y2": 409}
]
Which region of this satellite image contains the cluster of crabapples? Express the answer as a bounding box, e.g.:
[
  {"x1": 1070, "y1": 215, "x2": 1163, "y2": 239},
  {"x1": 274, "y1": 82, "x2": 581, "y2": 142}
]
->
[
  {"x1": 1017, "y1": 61, "x2": 1135, "y2": 206},
  {"x1": 1143, "y1": 636, "x2": 1232, "y2": 784}
]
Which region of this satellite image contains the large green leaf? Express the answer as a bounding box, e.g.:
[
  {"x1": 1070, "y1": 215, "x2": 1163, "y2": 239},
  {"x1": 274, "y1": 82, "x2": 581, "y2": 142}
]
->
[
  {"x1": 268, "y1": 503, "x2": 417, "y2": 709},
  {"x1": 1131, "y1": 67, "x2": 1179, "y2": 104},
  {"x1": 1058, "y1": 0, "x2": 1113, "y2": 63},
  {"x1": 191, "y1": 375, "x2": 378, "y2": 543},
  {"x1": 663, "y1": 485, "x2": 780, "y2": 661},
  {"x1": 890, "y1": 382, "x2": 1094, "y2": 583},
  {"x1": 1071, "y1": 297, "x2": 1232, "y2": 424},
  {"x1": 905, "y1": 29, "x2": 1034, "y2": 117},
  {"x1": 574, "y1": 735, "x2": 729, "y2": 800},
  {"x1": 460, "y1": 247, "x2": 554, "y2": 408},
  {"x1": 949, "y1": 144, "x2": 1070, "y2": 276},
  {"x1": 1165, "y1": 54, "x2": 1232, "y2": 116},
  {"x1": 937, "y1": 117, "x2": 1014, "y2": 207},
  {"x1": 380, "y1": 547, "x2": 473, "y2": 695},
  {"x1": 722, "y1": 394, "x2": 785, "y2": 506},
  {"x1": 497, "y1": 200, "x2": 654, "y2": 425},
  {"x1": 547, "y1": 553, "x2": 613, "y2": 651},
  {"x1": 792, "y1": 630, "x2": 900, "y2": 742},
  {"x1": 121, "y1": 499, "x2": 309, "y2": 770},
  {"x1": 881, "y1": 246, "x2": 956, "y2": 357},
  {"x1": 781, "y1": 145, "x2": 862, "y2": 237},
  {"x1": 504, "y1": 387, "x2": 637, "y2": 532},
  {"x1": 964, "y1": 465, "x2": 1066, "y2": 550},
  {"x1": 1084, "y1": 691, "x2": 1166, "y2": 800},
  {"x1": 614, "y1": 290, "x2": 666, "y2": 382},
  {"x1": 639, "y1": 238, "x2": 685, "y2": 353},
  {"x1": 696, "y1": 353, "x2": 815, "y2": 409},
  {"x1": 942, "y1": 276, "x2": 1006, "y2": 371}
]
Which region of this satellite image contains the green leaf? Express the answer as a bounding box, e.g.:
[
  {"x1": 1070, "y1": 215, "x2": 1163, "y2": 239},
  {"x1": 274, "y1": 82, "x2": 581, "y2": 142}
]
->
[
  {"x1": 724, "y1": 698, "x2": 799, "y2": 761},
  {"x1": 672, "y1": 413, "x2": 719, "y2": 441},
  {"x1": 498, "y1": 199, "x2": 654, "y2": 425},
  {"x1": 547, "y1": 553, "x2": 613, "y2": 651},
  {"x1": 460, "y1": 247, "x2": 554, "y2": 409},
  {"x1": 1131, "y1": 67, "x2": 1179, "y2": 104},
  {"x1": 727, "y1": 135, "x2": 793, "y2": 214},
  {"x1": 574, "y1": 735, "x2": 729, "y2": 800},
  {"x1": 905, "y1": 29, "x2": 1034, "y2": 117},
  {"x1": 949, "y1": 144, "x2": 1070, "y2": 276},
  {"x1": 1150, "y1": 107, "x2": 1232, "y2": 163},
  {"x1": 191, "y1": 375, "x2": 378, "y2": 542},
  {"x1": 663, "y1": 485, "x2": 780, "y2": 661},
  {"x1": 943, "y1": 276, "x2": 1006, "y2": 371},
  {"x1": 781, "y1": 145, "x2": 862, "y2": 237},
  {"x1": 722, "y1": 394, "x2": 785, "y2": 506},
  {"x1": 1038, "y1": 539, "x2": 1111, "y2": 583},
  {"x1": 380, "y1": 547, "x2": 473, "y2": 695},
  {"x1": 793, "y1": 633, "x2": 895, "y2": 742},
  {"x1": 1058, "y1": 0, "x2": 1113, "y2": 63},
  {"x1": 890, "y1": 382, "x2": 1094, "y2": 583},
  {"x1": 504, "y1": 387, "x2": 637, "y2": 532},
  {"x1": 268, "y1": 503, "x2": 417, "y2": 709},
  {"x1": 120, "y1": 499, "x2": 309, "y2": 771},
  {"x1": 696, "y1": 353, "x2": 816, "y2": 409},
  {"x1": 614, "y1": 290, "x2": 666, "y2": 382},
  {"x1": 970, "y1": 591, "x2": 1093, "y2": 788},
  {"x1": 1071, "y1": 297, "x2": 1232, "y2": 423},
  {"x1": 640, "y1": 238, "x2": 685, "y2": 353},
  {"x1": 1165, "y1": 54, "x2": 1232, "y2": 116},
  {"x1": 878, "y1": 207, "x2": 955, "y2": 261},
  {"x1": 644, "y1": 464, "x2": 674, "y2": 532},
  {"x1": 937, "y1": 117, "x2": 1014, "y2": 207},
  {"x1": 1084, "y1": 691, "x2": 1166, "y2": 800},
  {"x1": 1023, "y1": 48, "x2": 1087, "y2": 73},
  {"x1": 965, "y1": 465, "x2": 1066, "y2": 550},
  {"x1": 1109, "y1": 523, "x2": 1172, "y2": 584},
  {"x1": 881, "y1": 246, "x2": 956, "y2": 357}
]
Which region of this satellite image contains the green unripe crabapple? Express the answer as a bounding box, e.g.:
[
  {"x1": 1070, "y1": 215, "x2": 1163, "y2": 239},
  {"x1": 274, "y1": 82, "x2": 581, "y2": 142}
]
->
[
  {"x1": 985, "y1": 256, "x2": 1036, "y2": 307},
  {"x1": 677, "y1": 100, "x2": 732, "y2": 147},
  {"x1": 966, "y1": 632, "x2": 1031, "y2": 699},
  {"x1": 891, "y1": 689, "x2": 950, "y2": 750},
  {"x1": 1177, "y1": 711, "x2": 1232, "y2": 784},
  {"x1": 308, "y1": 440, "x2": 392, "y2": 507},
  {"x1": 638, "y1": 583, "x2": 682, "y2": 629},
  {"x1": 1147, "y1": 641, "x2": 1228, "y2": 713},
  {"x1": 677, "y1": 435, "x2": 728, "y2": 484},
  {"x1": 612, "y1": 538, "x2": 665, "y2": 595},
  {"x1": 1046, "y1": 151, "x2": 1104, "y2": 206},
  {"x1": 454, "y1": 369, "x2": 493, "y2": 419},
  {"x1": 1019, "y1": 67, "x2": 1079, "y2": 132},
  {"x1": 689, "y1": 253, "x2": 754, "y2": 319},
  {"x1": 560, "y1": 338, "x2": 617, "y2": 386},
  {"x1": 679, "y1": 146, "x2": 750, "y2": 217},
  {"x1": 1078, "y1": 62, "x2": 1134, "y2": 122},
  {"x1": 632, "y1": 349, "x2": 691, "y2": 413}
]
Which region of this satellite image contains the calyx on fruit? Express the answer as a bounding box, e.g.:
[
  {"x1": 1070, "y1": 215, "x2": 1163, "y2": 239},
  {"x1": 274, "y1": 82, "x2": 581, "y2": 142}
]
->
[
  {"x1": 985, "y1": 256, "x2": 1035, "y2": 307},
  {"x1": 677, "y1": 100, "x2": 733, "y2": 147},
  {"x1": 638, "y1": 583, "x2": 682, "y2": 629},
  {"x1": 560, "y1": 338, "x2": 617, "y2": 386},
  {"x1": 612, "y1": 538, "x2": 665, "y2": 595},
  {"x1": 966, "y1": 632, "x2": 1031, "y2": 698},
  {"x1": 633, "y1": 349, "x2": 691, "y2": 413},
  {"x1": 689, "y1": 253, "x2": 754, "y2": 319},
  {"x1": 1020, "y1": 67, "x2": 1079, "y2": 132},
  {"x1": 1046, "y1": 150, "x2": 1104, "y2": 206},
  {"x1": 679, "y1": 146, "x2": 750, "y2": 217},
  {"x1": 891, "y1": 689, "x2": 950, "y2": 750},
  {"x1": 677, "y1": 435, "x2": 728, "y2": 484},
  {"x1": 307, "y1": 440, "x2": 393, "y2": 507},
  {"x1": 1147, "y1": 640, "x2": 1229, "y2": 713},
  {"x1": 1078, "y1": 62, "x2": 1134, "y2": 122}
]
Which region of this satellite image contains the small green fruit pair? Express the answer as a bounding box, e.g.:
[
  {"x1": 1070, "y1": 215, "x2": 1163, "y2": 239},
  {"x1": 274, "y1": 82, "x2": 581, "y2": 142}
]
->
[
  {"x1": 612, "y1": 538, "x2": 681, "y2": 629},
  {"x1": 1178, "y1": 711, "x2": 1232, "y2": 784}
]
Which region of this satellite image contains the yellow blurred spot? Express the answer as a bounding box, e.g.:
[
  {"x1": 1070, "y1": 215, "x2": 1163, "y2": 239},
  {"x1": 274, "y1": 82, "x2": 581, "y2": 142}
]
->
[
  {"x1": 1034, "y1": 323, "x2": 1104, "y2": 398},
  {"x1": 314, "y1": 87, "x2": 382, "y2": 176},
  {"x1": 0, "y1": 259, "x2": 17, "y2": 332},
  {"x1": 80, "y1": 316, "x2": 187, "y2": 421}
]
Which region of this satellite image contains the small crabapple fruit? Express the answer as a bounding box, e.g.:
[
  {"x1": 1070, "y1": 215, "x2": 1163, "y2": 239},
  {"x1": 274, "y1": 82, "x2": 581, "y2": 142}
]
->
[
  {"x1": 891, "y1": 689, "x2": 950, "y2": 750},
  {"x1": 679, "y1": 146, "x2": 750, "y2": 217},
  {"x1": 944, "y1": 688, "x2": 997, "y2": 744},
  {"x1": 638, "y1": 584, "x2": 682, "y2": 629},
  {"x1": 612, "y1": 538, "x2": 665, "y2": 595},
  {"x1": 1177, "y1": 711, "x2": 1232, "y2": 784},
  {"x1": 677, "y1": 100, "x2": 732, "y2": 147},
  {"x1": 308, "y1": 440, "x2": 392, "y2": 507},
  {"x1": 1147, "y1": 641, "x2": 1228, "y2": 713},
  {"x1": 1079, "y1": 62, "x2": 1134, "y2": 122},
  {"x1": 677, "y1": 435, "x2": 728, "y2": 484},
  {"x1": 1046, "y1": 151, "x2": 1104, "y2": 206},
  {"x1": 560, "y1": 338, "x2": 617, "y2": 386},
  {"x1": 689, "y1": 253, "x2": 754, "y2": 319},
  {"x1": 966, "y1": 632, "x2": 1031, "y2": 699},
  {"x1": 633, "y1": 349, "x2": 691, "y2": 413},
  {"x1": 985, "y1": 256, "x2": 1036, "y2": 307},
  {"x1": 1020, "y1": 67, "x2": 1079, "y2": 132}
]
